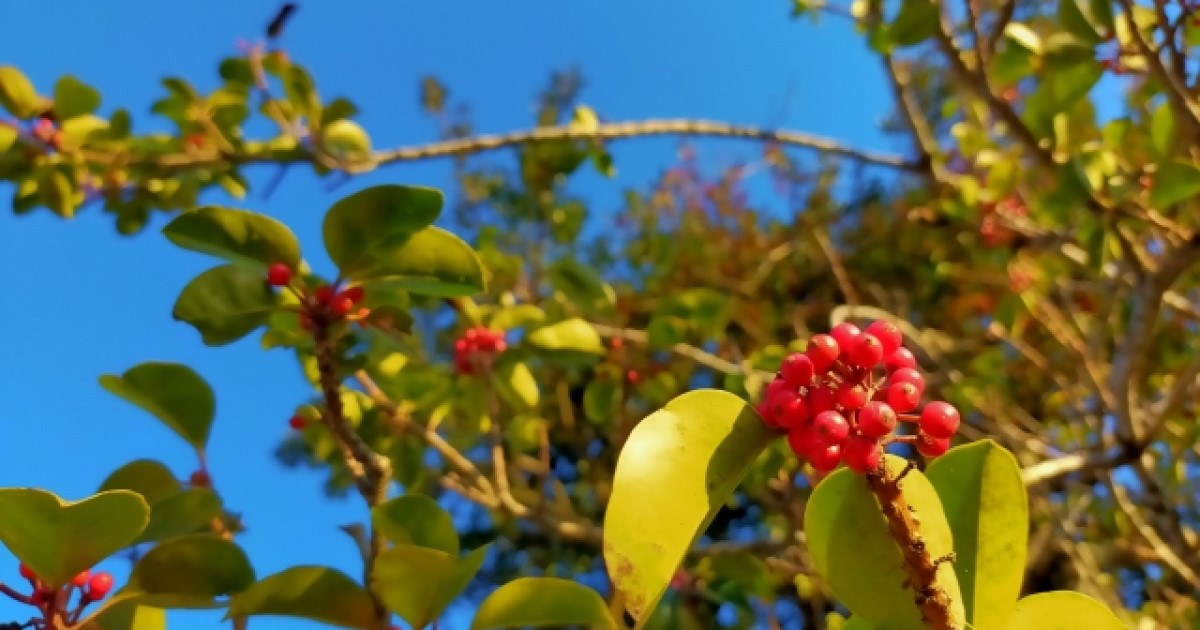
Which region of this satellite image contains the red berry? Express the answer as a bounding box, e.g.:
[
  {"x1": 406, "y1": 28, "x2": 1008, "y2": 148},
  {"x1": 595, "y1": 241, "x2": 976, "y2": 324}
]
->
[
  {"x1": 298, "y1": 313, "x2": 313, "y2": 330},
  {"x1": 779, "y1": 353, "x2": 815, "y2": 388},
  {"x1": 830, "y1": 322, "x2": 862, "y2": 352},
  {"x1": 773, "y1": 393, "x2": 809, "y2": 430},
  {"x1": 843, "y1": 437, "x2": 882, "y2": 473},
  {"x1": 858, "y1": 401, "x2": 898, "y2": 438},
  {"x1": 189, "y1": 470, "x2": 211, "y2": 488},
  {"x1": 813, "y1": 411, "x2": 850, "y2": 444},
  {"x1": 465, "y1": 328, "x2": 479, "y2": 341},
  {"x1": 266, "y1": 263, "x2": 292, "y2": 287},
  {"x1": 847, "y1": 334, "x2": 884, "y2": 369},
  {"x1": 889, "y1": 367, "x2": 926, "y2": 395},
  {"x1": 331, "y1": 296, "x2": 355, "y2": 317},
  {"x1": 865, "y1": 320, "x2": 903, "y2": 356},
  {"x1": 289, "y1": 415, "x2": 306, "y2": 430},
  {"x1": 86, "y1": 572, "x2": 113, "y2": 600},
  {"x1": 755, "y1": 401, "x2": 780, "y2": 429},
  {"x1": 836, "y1": 382, "x2": 869, "y2": 411},
  {"x1": 72, "y1": 570, "x2": 91, "y2": 587},
  {"x1": 805, "y1": 335, "x2": 840, "y2": 373},
  {"x1": 808, "y1": 443, "x2": 843, "y2": 472},
  {"x1": 494, "y1": 340, "x2": 508, "y2": 353},
  {"x1": 19, "y1": 563, "x2": 36, "y2": 581},
  {"x1": 884, "y1": 348, "x2": 917, "y2": 372},
  {"x1": 339, "y1": 286, "x2": 365, "y2": 304},
  {"x1": 787, "y1": 426, "x2": 822, "y2": 458},
  {"x1": 887, "y1": 382, "x2": 922, "y2": 413},
  {"x1": 916, "y1": 434, "x2": 951, "y2": 458},
  {"x1": 313, "y1": 285, "x2": 334, "y2": 304},
  {"x1": 626, "y1": 370, "x2": 640, "y2": 384},
  {"x1": 808, "y1": 385, "x2": 837, "y2": 415},
  {"x1": 610, "y1": 337, "x2": 624, "y2": 350},
  {"x1": 454, "y1": 339, "x2": 468, "y2": 352},
  {"x1": 920, "y1": 401, "x2": 961, "y2": 439}
]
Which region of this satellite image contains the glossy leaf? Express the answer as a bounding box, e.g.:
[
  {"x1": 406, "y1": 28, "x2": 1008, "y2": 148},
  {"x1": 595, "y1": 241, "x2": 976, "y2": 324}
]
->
[
  {"x1": 99, "y1": 460, "x2": 181, "y2": 505},
  {"x1": 926, "y1": 440, "x2": 1027, "y2": 630},
  {"x1": 890, "y1": 0, "x2": 938, "y2": 47},
  {"x1": 371, "y1": 494, "x2": 459, "y2": 555},
  {"x1": 322, "y1": 184, "x2": 443, "y2": 274},
  {"x1": 493, "y1": 358, "x2": 539, "y2": 410},
  {"x1": 136, "y1": 488, "x2": 223, "y2": 544},
  {"x1": 163, "y1": 206, "x2": 301, "y2": 270},
  {"x1": 1005, "y1": 592, "x2": 1125, "y2": 629},
  {"x1": 527, "y1": 318, "x2": 605, "y2": 354},
  {"x1": 53, "y1": 75, "x2": 101, "y2": 119},
  {"x1": 471, "y1": 577, "x2": 615, "y2": 630},
  {"x1": 804, "y1": 455, "x2": 965, "y2": 629},
  {"x1": 0, "y1": 488, "x2": 149, "y2": 586},
  {"x1": 352, "y1": 226, "x2": 486, "y2": 296},
  {"x1": 99, "y1": 362, "x2": 215, "y2": 451},
  {"x1": 603, "y1": 390, "x2": 776, "y2": 625},
  {"x1": 126, "y1": 534, "x2": 255, "y2": 607},
  {"x1": 0, "y1": 65, "x2": 41, "y2": 118},
  {"x1": 87, "y1": 600, "x2": 167, "y2": 630},
  {"x1": 548, "y1": 258, "x2": 615, "y2": 314},
  {"x1": 373, "y1": 543, "x2": 490, "y2": 630},
  {"x1": 1149, "y1": 162, "x2": 1200, "y2": 208},
  {"x1": 227, "y1": 566, "x2": 378, "y2": 630},
  {"x1": 173, "y1": 264, "x2": 277, "y2": 346}
]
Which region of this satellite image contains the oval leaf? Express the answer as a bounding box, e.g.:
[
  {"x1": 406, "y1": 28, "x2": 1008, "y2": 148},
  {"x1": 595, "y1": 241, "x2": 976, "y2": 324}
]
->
[
  {"x1": 323, "y1": 184, "x2": 443, "y2": 274},
  {"x1": 373, "y1": 544, "x2": 490, "y2": 630},
  {"x1": 0, "y1": 66, "x2": 41, "y2": 119},
  {"x1": 471, "y1": 577, "x2": 615, "y2": 630},
  {"x1": 528, "y1": 318, "x2": 605, "y2": 355},
  {"x1": 603, "y1": 390, "x2": 776, "y2": 626},
  {"x1": 53, "y1": 75, "x2": 101, "y2": 120},
  {"x1": 227, "y1": 566, "x2": 378, "y2": 630},
  {"x1": 163, "y1": 206, "x2": 301, "y2": 270},
  {"x1": 1149, "y1": 162, "x2": 1200, "y2": 209},
  {"x1": 372, "y1": 494, "x2": 460, "y2": 555},
  {"x1": 804, "y1": 456, "x2": 965, "y2": 629},
  {"x1": 99, "y1": 362, "x2": 215, "y2": 451},
  {"x1": 173, "y1": 265, "x2": 276, "y2": 346},
  {"x1": 1005, "y1": 592, "x2": 1126, "y2": 629},
  {"x1": 926, "y1": 440, "x2": 1027, "y2": 630},
  {"x1": 548, "y1": 258, "x2": 615, "y2": 315},
  {"x1": 99, "y1": 460, "x2": 182, "y2": 505},
  {"x1": 86, "y1": 599, "x2": 167, "y2": 630},
  {"x1": 126, "y1": 534, "x2": 255, "y2": 607},
  {"x1": 493, "y1": 359, "x2": 539, "y2": 410},
  {"x1": 136, "y1": 488, "x2": 223, "y2": 545},
  {"x1": 0, "y1": 488, "x2": 149, "y2": 586},
  {"x1": 354, "y1": 226, "x2": 486, "y2": 296}
]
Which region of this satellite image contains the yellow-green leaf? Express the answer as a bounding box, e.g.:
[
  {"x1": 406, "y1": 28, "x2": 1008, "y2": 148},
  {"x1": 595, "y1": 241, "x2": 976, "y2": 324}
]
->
[
  {"x1": 0, "y1": 66, "x2": 42, "y2": 118},
  {"x1": 1005, "y1": 592, "x2": 1126, "y2": 629},
  {"x1": 99, "y1": 460, "x2": 181, "y2": 505},
  {"x1": 372, "y1": 494, "x2": 459, "y2": 555},
  {"x1": 1150, "y1": 162, "x2": 1200, "y2": 208},
  {"x1": 99, "y1": 362, "x2": 215, "y2": 451},
  {"x1": 322, "y1": 184, "x2": 443, "y2": 274},
  {"x1": 163, "y1": 206, "x2": 302, "y2": 270},
  {"x1": 471, "y1": 577, "x2": 615, "y2": 629},
  {"x1": 493, "y1": 359, "x2": 539, "y2": 410},
  {"x1": 353, "y1": 226, "x2": 486, "y2": 296},
  {"x1": 373, "y1": 543, "x2": 491, "y2": 630},
  {"x1": 227, "y1": 566, "x2": 378, "y2": 629},
  {"x1": 53, "y1": 75, "x2": 101, "y2": 120},
  {"x1": 528, "y1": 318, "x2": 605, "y2": 355}
]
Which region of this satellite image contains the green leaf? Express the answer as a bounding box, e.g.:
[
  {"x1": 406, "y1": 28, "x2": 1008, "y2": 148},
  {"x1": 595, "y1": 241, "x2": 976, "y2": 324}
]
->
[
  {"x1": 126, "y1": 534, "x2": 255, "y2": 607},
  {"x1": 0, "y1": 488, "x2": 149, "y2": 586},
  {"x1": 53, "y1": 75, "x2": 101, "y2": 120},
  {"x1": 493, "y1": 358, "x2": 539, "y2": 410},
  {"x1": 890, "y1": 0, "x2": 938, "y2": 47},
  {"x1": 1149, "y1": 162, "x2": 1200, "y2": 208},
  {"x1": 357, "y1": 227, "x2": 486, "y2": 296},
  {"x1": 320, "y1": 98, "x2": 359, "y2": 127},
  {"x1": 38, "y1": 168, "x2": 75, "y2": 218},
  {"x1": 471, "y1": 577, "x2": 616, "y2": 630},
  {"x1": 1058, "y1": 0, "x2": 1113, "y2": 43},
  {"x1": 372, "y1": 494, "x2": 460, "y2": 555},
  {"x1": 322, "y1": 119, "x2": 372, "y2": 161},
  {"x1": 1026, "y1": 62, "x2": 1102, "y2": 117},
  {"x1": 926, "y1": 441, "x2": 1027, "y2": 630},
  {"x1": 804, "y1": 456, "x2": 965, "y2": 629},
  {"x1": 603, "y1": 390, "x2": 776, "y2": 626},
  {"x1": 0, "y1": 123, "x2": 17, "y2": 152},
  {"x1": 1149, "y1": 103, "x2": 1176, "y2": 157},
  {"x1": 173, "y1": 265, "x2": 277, "y2": 346},
  {"x1": 136, "y1": 488, "x2": 223, "y2": 544},
  {"x1": 0, "y1": 66, "x2": 42, "y2": 118},
  {"x1": 488, "y1": 304, "x2": 546, "y2": 331},
  {"x1": 99, "y1": 460, "x2": 182, "y2": 505},
  {"x1": 528, "y1": 318, "x2": 605, "y2": 355},
  {"x1": 87, "y1": 600, "x2": 167, "y2": 630},
  {"x1": 548, "y1": 258, "x2": 616, "y2": 314},
  {"x1": 1005, "y1": 592, "x2": 1125, "y2": 629},
  {"x1": 322, "y1": 184, "x2": 443, "y2": 274},
  {"x1": 373, "y1": 544, "x2": 491, "y2": 630},
  {"x1": 99, "y1": 362, "x2": 215, "y2": 451},
  {"x1": 583, "y1": 379, "x2": 622, "y2": 425},
  {"x1": 1005, "y1": 23, "x2": 1043, "y2": 55},
  {"x1": 227, "y1": 566, "x2": 378, "y2": 630},
  {"x1": 163, "y1": 207, "x2": 301, "y2": 270},
  {"x1": 841, "y1": 617, "x2": 877, "y2": 630}
]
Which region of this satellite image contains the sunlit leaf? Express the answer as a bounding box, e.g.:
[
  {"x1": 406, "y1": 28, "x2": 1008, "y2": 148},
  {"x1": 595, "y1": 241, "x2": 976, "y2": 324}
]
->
[{"x1": 99, "y1": 362, "x2": 215, "y2": 451}]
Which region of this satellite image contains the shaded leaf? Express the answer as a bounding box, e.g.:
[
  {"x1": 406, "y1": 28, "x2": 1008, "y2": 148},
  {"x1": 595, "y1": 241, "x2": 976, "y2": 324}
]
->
[
  {"x1": 53, "y1": 75, "x2": 101, "y2": 120},
  {"x1": 548, "y1": 258, "x2": 615, "y2": 314},
  {"x1": 322, "y1": 185, "x2": 443, "y2": 274},
  {"x1": 86, "y1": 600, "x2": 166, "y2": 630},
  {"x1": 99, "y1": 460, "x2": 181, "y2": 505},
  {"x1": 163, "y1": 207, "x2": 301, "y2": 270},
  {"x1": 136, "y1": 488, "x2": 223, "y2": 545},
  {"x1": 372, "y1": 494, "x2": 460, "y2": 555},
  {"x1": 890, "y1": 0, "x2": 938, "y2": 47},
  {"x1": 583, "y1": 379, "x2": 622, "y2": 425},
  {"x1": 173, "y1": 265, "x2": 277, "y2": 346},
  {"x1": 126, "y1": 534, "x2": 255, "y2": 608},
  {"x1": 471, "y1": 577, "x2": 615, "y2": 629},
  {"x1": 227, "y1": 566, "x2": 378, "y2": 630},
  {"x1": 99, "y1": 362, "x2": 215, "y2": 451},
  {"x1": 373, "y1": 544, "x2": 490, "y2": 630},
  {"x1": 1149, "y1": 162, "x2": 1200, "y2": 208}
]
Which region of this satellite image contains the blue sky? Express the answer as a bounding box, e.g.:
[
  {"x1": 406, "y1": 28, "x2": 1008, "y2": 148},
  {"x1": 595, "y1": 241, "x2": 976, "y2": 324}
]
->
[{"x1": 0, "y1": 3, "x2": 897, "y2": 628}]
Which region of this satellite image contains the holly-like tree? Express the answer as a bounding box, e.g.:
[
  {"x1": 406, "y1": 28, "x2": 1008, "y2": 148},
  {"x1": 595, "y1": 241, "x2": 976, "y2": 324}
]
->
[{"x1": 1, "y1": 1, "x2": 1198, "y2": 629}]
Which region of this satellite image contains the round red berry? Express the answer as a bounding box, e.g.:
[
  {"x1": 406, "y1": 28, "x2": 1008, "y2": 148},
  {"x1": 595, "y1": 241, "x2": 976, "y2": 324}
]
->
[
  {"x1": 813, "y1": 411, "x2": 850, "y2": 444},
  {"x1": 189, "y1": 470, "x2": 211, "y2": 488},
  {"x1": 787, "y1": 426, "x2": 822, "y2": 458},
  {"x1": 775, "y1": 394, "x2": 809, "y2": 429},
  {"x1": 72, "y1": 570, "x2": 91, "y2": 587},
  {"x1": 339, "y1": 286, "x2": 365, "y2": 304},
  {"x1": 919, "y1": 401, "x2": 960, "y2": 439},
  {"x1": 626, "y1": 370, "x2": 640, "y2": 384},
  {"x1": 889, "y1": 367, "x2": 926, "y2": 395},
  {"x1": 331, "y1": 296, "x2": 354, "y2": 317},
  {"x1": 289, "y1": 415, "x2": 306, "y2": 430},
  {"x1": 808, "y1": 443, "x2": 843, "y2": 472},
  {"x1": 847, "y1": 334, "x2": 884, "y2": 369},
  {"x1": 830, "y1": 322, "x2": 862, "y2": 352},
  {"x1": 886, "y1": 382, "x2": 922, "y2": 413},
  {"x1": 858, "y1": 401, "x2": 898, "y2": 438},
  {"x1": 884, "y1": 348, "x2": 917, "y2": 372},
  {"x1": 465, "y1": 328, "x2": 479, "y2": 341},
  {"x1": 780, "y1": 353, "x2": 815, "y2": 388},
  {"x1": 805, "y1": 335, "x2": 840, "y2": 373},
  {"x1": 19, "y1": 563, "x2": 36, "y2": 581},
  {"x1": 454, "y1": 339, "x2": 468, "y2": 352},
  {"x1": 266, "y1": 263, "x2": 292, "y2": 287},
  {"x1": 610, "y1": 337, "x2": 624, "y2": 350},
  {"x1": 916, "y1": 434, "x2": 951, "y2": 458},
  {"x1": 494, "y1": 340, "x2": 508, "y2": 353},
  {"x1": 313, "y1": 285, "x2": 334, "y2": 305},
  {"x1": 865, "y1": 320, "x2": 903, "y2": 355},
  {"x1": 808, "y1": 385, "x2": 837, "y2": 415},
  {"x1": 836, "y1": 382, "x2": 868, "y2": 411},
  {"x1": 843, "y1": 437, "x2": 882, "y2": 473},
  {"x1": 86, "y1": 572, "x2": 114, "y2": 600},
  {"x1": 756, "y1": 400, "x2": 781, "y2": 429}
]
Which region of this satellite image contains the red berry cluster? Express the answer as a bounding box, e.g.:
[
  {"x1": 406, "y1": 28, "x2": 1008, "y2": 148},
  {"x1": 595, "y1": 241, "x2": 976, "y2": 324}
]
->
[
  {"x1": 454, "y1": 326, "x2": 507, "y2": 375},
  {"x1": 265, "y1": 263, "x2": 370, "y2": 329},
  {"x1": 4, "y1": 563, "x2": 114, "y2": 623},
  {"x1": 755, "y1": 321, "x2": 961, "y2": 474},
  {"x1": 31, "y1": 117, "x2": 61, "y2": 151},
  {"x1": 979, "y1": 198, "x2": 1027, "y2": 248}
]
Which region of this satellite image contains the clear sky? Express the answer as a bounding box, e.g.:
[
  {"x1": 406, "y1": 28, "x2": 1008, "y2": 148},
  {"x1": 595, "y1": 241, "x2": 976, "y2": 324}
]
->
[{"x1": 0, "y1": 3, "x2": 897, "y2": 628}]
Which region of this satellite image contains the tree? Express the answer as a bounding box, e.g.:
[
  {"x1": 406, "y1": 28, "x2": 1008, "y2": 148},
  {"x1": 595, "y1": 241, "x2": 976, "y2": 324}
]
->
[{"x1": 0, "y1": 1, "x2": 1198, "y2": 628}]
